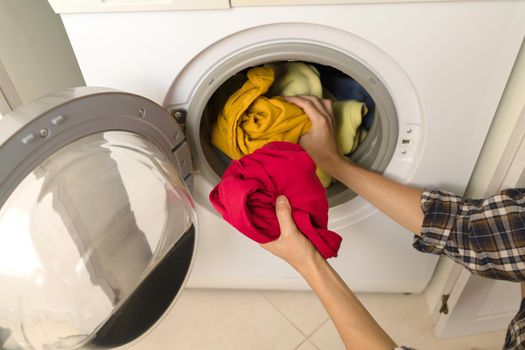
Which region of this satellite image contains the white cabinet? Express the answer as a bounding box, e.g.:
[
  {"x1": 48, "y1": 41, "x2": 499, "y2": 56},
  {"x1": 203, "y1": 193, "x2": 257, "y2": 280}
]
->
[
  {"x1": 429, "y1": 41, "x2": 525, "y2": 339},
  {"x1": 47, "y1": 0, "x2": 230, "y2": 13}
]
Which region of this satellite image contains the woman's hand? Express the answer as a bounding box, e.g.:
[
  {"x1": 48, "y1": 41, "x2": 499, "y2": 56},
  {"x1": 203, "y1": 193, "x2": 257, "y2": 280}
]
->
[
  {"x1": 285, "y1": 95, "x2": 346, "y2": 173},
  {"x1": 260, "y1": 195, "x2": 320, "y2": 273}
]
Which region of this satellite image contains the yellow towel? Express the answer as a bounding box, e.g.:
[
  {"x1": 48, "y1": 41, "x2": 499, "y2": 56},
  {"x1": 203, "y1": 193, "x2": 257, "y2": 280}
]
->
[
  {"x1": 334, "y1": 100, "x2": 367, "y2": 155},
  {"x1": 351, "y1": 128, "x2": 369, "y2": 153},
  {"x1": 267, "y1": 62, "x2": 323, "y2": 98},
  {"x1": 359, "y1": 129, "x2": 368, "y2": 143},
  {"x1": 211, "y1": 66, "x2": 312, "y2": 160},
  {"x1": 316, "y1": 168, "x2": 333, "y2": 188}
]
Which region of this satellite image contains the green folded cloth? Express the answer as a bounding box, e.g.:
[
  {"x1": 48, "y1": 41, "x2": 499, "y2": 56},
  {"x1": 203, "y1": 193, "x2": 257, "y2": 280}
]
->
[
  {"x1": 334, "y1": 100, "x2": 367, "y2": 155},
  {"x1": 267, "y1": 62, "x2": 323, "y2": 98}
]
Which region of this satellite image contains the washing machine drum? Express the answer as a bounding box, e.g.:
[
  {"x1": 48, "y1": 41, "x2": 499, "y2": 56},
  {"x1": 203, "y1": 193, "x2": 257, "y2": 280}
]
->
[{"x1": 0, "y1": 88, "x2": 196, "y2": 349}]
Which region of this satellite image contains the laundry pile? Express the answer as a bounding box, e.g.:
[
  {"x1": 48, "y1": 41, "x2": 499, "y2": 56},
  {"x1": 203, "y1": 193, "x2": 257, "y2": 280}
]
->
[
  {"x1": 209, "y1": 62, "x2": 374, "y2": 259},
  {"x1": 210, "y1": 62, "x2": 373, "y2": 188}
]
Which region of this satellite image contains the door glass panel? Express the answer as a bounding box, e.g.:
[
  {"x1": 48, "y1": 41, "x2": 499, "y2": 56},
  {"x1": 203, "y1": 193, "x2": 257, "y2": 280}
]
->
[{"x1": 0, "y1": 131, "x2": 195, "y2": 350}]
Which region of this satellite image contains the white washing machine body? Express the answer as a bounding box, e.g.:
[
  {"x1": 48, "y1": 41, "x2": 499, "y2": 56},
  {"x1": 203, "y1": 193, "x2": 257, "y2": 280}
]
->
[{"x1": 51, "y1": 1, "x2": 525, "y2": 292}]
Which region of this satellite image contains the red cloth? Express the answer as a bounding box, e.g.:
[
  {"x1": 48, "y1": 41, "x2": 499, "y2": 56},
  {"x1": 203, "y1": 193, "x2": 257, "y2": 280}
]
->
[{"x1": 209, "y1": 141, "x2": 342, "y2": 259}]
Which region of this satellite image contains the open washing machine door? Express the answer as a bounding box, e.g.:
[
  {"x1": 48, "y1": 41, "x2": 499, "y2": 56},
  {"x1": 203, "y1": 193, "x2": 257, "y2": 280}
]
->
[{"x1": 0, "y1": 87, "x2": 196, "y2": 350}]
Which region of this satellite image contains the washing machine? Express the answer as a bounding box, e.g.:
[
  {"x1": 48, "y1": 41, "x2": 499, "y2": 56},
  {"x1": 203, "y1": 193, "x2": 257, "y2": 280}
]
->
[
  {"x1": 43, "y1": 0, "x2": 525, "y2": 292},
  {"x1": 1, "y1": 1, "x2": 525, "y2": 348}
]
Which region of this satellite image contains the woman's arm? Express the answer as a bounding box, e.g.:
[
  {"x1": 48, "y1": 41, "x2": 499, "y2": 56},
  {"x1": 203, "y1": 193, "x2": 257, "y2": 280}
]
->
[
  {"x1": 285, "y1": 95, "x2": 424, "y2": 235},
  {"x1": 286, "y1": 95, "x2": 525, "y2": 281},
  {"x1": 261, "y1": 196, "x2": 397, "y2": 350},
  {"x1": 327, "y1": 158, "x2": 424, "y2": 235}
]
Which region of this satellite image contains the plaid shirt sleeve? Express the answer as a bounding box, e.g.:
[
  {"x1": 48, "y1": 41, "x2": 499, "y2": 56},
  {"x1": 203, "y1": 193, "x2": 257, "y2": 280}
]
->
[
  {"x1": 413, "y1": 188, "x2": 525, "y2": 350},
  {"x1": 505, "y1": 298, "x2": 525, "y2": 349},
  {"x1": 413, "y1": 188, "x2": 525, "y2": 281}
]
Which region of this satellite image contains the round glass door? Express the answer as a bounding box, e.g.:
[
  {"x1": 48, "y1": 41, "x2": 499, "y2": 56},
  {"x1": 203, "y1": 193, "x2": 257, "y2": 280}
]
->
[{"x1": 0, "y1": 89, "x2": 196, "y2": 350}]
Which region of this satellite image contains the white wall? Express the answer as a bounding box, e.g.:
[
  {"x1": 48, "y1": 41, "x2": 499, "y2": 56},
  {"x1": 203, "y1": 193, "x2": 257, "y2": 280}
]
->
[
  {"x1": 0, "y1": 0, "x2": 84, "y2": 106},
  {"x1": 466, "y1": 39, "x2": 525, "y2": 198}
]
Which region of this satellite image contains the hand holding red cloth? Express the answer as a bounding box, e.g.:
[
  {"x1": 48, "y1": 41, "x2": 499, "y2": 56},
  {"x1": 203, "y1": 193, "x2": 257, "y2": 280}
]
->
[{"x1": 209, "y1": 141, "x2": 342, "y2": 259}]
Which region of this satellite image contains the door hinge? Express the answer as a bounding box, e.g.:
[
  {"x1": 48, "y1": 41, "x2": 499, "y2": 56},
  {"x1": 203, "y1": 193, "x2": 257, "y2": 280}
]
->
[
  {"x1": 171, "y1": 109, "x2": 187, "y2": 132},
  {"x1": 439, "y1": 294, "x2": 450, "y2": 315}
]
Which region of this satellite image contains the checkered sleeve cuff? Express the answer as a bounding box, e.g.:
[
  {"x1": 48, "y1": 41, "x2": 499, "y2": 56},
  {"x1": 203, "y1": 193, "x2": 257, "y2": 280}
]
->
[{"x1": 413, "y1": 189, "x2": 462, "y2": 255}]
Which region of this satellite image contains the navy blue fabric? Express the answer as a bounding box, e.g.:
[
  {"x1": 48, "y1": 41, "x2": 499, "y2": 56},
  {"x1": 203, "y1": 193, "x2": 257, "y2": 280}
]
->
[{"x1": 315, "y1": 65, "x2": 375, "y2": 130}]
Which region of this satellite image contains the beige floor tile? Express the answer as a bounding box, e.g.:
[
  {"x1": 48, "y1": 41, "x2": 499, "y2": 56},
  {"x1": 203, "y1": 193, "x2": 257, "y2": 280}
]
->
[
  {"x1": 262, "y1": 290, "x2": 329, "y2": 336},
  {"x1": 126, "y1": 288, "x2": 305, "y2": 350},
  {"x1": 310, "y1": 292, "x2": 507, "y2": 350},
  {"x1": 356, "y1": 293, "x2": 506, "y2": 350},
  {"x1": 309, "y1": 319, "x2": 346, "y2": 350},
  {"x1": 295, "y1": 339, "x2": 320, "y2": 350},
  {"x1": 356, "y1": 292, "x2": 430, "y2": 345}
]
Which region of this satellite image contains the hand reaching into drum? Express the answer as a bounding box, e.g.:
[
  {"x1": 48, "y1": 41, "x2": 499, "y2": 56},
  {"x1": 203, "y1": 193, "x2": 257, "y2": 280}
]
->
[{"x1": 285, "y1": 95, "x2": 345, "y2": 174}]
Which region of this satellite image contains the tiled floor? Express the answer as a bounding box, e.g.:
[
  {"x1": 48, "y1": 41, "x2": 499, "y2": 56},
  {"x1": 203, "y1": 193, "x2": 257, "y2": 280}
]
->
[{"x1": 126, "y1": 289, "x2": 506, "y2": 350}]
